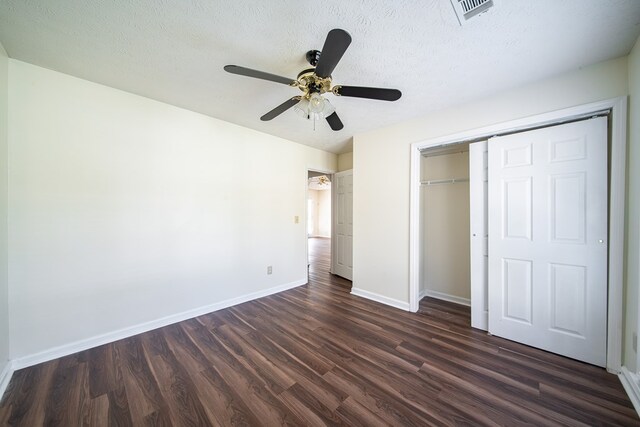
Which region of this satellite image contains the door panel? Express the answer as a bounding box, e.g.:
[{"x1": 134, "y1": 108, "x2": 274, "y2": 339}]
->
[
  {"x1": 550, "y1": 173, "x2": 585, "y2": 243},
  {"x1": 470, "y1": 141, "x2": 488, "y2": 330},
  {"x1": 549, "y1": 263, "x2": 586, "y2": 336},
  {"x1": 488, "y1": 117, "x2": 607, "y2": 367},
  {"x1": 503, "y1": 144, "x2": 532, "y2": 167},
  {"x1": 503, "y1": 177, "x2": 532, "y2": 240},
  {"x1": 334, "y1": 170, "x2": 353, "y2": 280},
  {"x1": 503, "y1": 258, "x2": 533, "y2": 323}
]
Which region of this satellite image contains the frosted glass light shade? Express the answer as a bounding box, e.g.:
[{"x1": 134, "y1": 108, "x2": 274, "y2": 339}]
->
[
  {"x1": 322, "y1": 98, "x2": 335, "y2": 117},
  {"x1": 295, "y1": 94, "x2": 334, "y2": 121},
  {"x1": 294, "y1": 97, "x2": 310, "y2": 118},
  {"x1": 308, "y1": 93, "x2": 325, "y2": 113}
]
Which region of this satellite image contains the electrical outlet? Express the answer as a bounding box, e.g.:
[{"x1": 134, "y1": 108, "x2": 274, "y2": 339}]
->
[
  {"x1": 294, "y1": 215, "x2": 299, "y2": 224},
  {"x1": 267, "y1": 266, "x2": 272, "y2": 275}
]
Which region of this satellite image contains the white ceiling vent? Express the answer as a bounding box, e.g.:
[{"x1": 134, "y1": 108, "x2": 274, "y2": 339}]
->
[{"x1": 450, "y1": 0, "x2": 494, "y2": 25}]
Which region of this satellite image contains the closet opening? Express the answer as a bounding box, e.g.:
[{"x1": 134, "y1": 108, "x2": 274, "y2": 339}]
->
[{"x1": 419, "y1": 143, "x2": 472, "y2": 307}]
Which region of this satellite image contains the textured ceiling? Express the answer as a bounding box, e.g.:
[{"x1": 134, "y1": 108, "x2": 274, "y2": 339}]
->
[{"x1": 1, "y1": 1, "x2": 639, "y2": 154}]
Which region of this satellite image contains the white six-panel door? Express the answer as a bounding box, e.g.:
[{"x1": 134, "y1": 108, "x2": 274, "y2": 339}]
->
[
  {"x1": 488, "y1": 117, "x2": 608, "y2": 367},
  {"x1": 470, "y1": 141, "x2": 489, "y2": 331},
  {"x1": 334, "y1": 170, "x2": 353, "y2": 280}
]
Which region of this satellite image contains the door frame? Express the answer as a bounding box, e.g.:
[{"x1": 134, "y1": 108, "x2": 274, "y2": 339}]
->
[
  {"x1": 409, "y1": 96, "x2": 628, "y2": 373},
  {"x1": 305, "y1": 167, "x2": 336, "y2": 281}
]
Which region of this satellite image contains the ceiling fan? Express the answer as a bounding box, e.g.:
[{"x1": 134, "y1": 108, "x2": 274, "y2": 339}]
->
[{"x1": 224, "y1": 29, "x2": 402, "y2": 131}]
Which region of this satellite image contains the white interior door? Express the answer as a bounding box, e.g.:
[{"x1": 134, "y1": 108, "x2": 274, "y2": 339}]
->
[
  {"x1": 488, "y1": 117, "x2": 608, "y2": 367},
  {"x1": 470, "y1": 141, "x2": 488, "y2": 331},
  {"x1": 334, "y1": 170, "x2": 353, "y2": 280}
]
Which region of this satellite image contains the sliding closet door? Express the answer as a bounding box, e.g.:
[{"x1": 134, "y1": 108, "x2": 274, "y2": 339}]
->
[
  {"x1": 469, "y1": 141, "x2": 488, "y2": 331},
  {"x1": 488, "y1": 117, "x2": 608, "y2": 367}
]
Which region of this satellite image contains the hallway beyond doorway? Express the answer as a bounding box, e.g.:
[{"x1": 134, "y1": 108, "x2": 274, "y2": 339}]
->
[{"x1": 308, "y1": 237, "x2": 351, "y2": 290}]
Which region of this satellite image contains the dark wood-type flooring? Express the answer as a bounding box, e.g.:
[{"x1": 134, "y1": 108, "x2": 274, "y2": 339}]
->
[{"x1": 1, "y1": 237, "x2": 638, "y2": 426}]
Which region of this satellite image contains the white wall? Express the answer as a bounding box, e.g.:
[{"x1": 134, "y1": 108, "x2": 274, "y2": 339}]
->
[
  {"x1": 308, "y1": 190, "x2": 316, "y2": 235},
  {"x1": 317, "y1": 189, "x2": 331, "y2": 238},
  {"x1": 0, "y1": 43, "x2": 9, "y2": 376},
  {"x1": 421, "y1": 152, "x2": 470, "y2": 301},
  {"x1": 7, "y1": 60, "x2": 336, "y2": 360},
  {"x1": 353, "y1": 56, "x2": 629, "y2": 304},
  {"x1": 338, "y1": 152, "x2": 353, "y2": 172},
  {"x1": 308, "y1": 188, "x2": 331, "y2": 238},
  {"x1": 308, "y1": 189, "x2": 320, "y2": 235},
  {"x1": 625, "y1": 35, "x2": 640, "y2": 372}
]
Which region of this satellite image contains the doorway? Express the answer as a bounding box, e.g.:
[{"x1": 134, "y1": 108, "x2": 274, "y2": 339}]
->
[
  {"x1": 307, "y1": 170, "x2": 333, "y2": 277},
  {"x1": 307, "y1": 173, "x2": 332, "y2": 239},
  {"x1": 409, "y1": 97, "x2": 627, "y2": 372}
]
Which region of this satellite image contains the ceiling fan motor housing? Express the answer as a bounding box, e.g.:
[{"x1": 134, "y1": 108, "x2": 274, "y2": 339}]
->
[
  {"x1": 306, "y1": 50, "x2": 322, "y2": 66},
  {"x1": 296, "y1": 68, "x2": 332, "y2": 96}
]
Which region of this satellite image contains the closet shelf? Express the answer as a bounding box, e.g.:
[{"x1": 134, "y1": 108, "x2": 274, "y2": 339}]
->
[{"x1": 421, "y1": 178, "x2": 469, "y2": 186}]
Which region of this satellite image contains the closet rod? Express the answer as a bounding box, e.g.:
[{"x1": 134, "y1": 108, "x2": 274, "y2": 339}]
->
[{"x1": 420, "y1": 178, "x2": 469, "y2": 186}]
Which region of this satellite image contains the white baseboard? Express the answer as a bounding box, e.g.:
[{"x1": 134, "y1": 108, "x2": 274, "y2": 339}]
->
[
  {"x1": 12, "y1": 279, "x2": 307, "y2": 370},
  {"x1": 619, "y1": 367, "x2": 640, "y2": 416},
  {"x1": 350, "y1": 287, "x2": 410, "y2": 311},
  {"x1": 421, "y1": 289, "x2": 471, "y2": 307},
  {"x1": 0, "y1": 361, "x2": 14, "y2": 401}
]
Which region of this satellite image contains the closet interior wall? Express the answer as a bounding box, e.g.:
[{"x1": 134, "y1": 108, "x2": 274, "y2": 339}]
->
[{"x1": 420, "y1": 148, "x2": 471, "y2": 303}]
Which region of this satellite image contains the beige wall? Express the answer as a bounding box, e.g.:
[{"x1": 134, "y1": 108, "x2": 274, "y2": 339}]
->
[
  {"x1": 421, "y1": 152, "x2": 470, "y2": 301},
  {"x1": 308, "y1": 189, "x2": 319, "y2": 235},
  {"x1": 317, "y1": 189, "x2": 331, "y2": 238},
  {"x1": 308, "y1": 188, "x2": 331, "y2": 238},
  {"x1": 353, "y1": 56, "x2": 629, "y2": 304},
  {"x1": 8, "y1": 60, "x2": 336, "y2": 359},
  {"x1": 338, "y1": 151, "x2": 353, "y2": 172},
  {"x1": 625, "y1": 35, "x2": 640, "y2": 372},
  {"x1": 0, "y1": 42, "x2": 8, "y2": 376}
]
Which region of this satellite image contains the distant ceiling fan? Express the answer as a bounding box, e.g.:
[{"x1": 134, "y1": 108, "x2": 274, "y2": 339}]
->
[{"x1": 224, "y1": 29, "x2": 402, "y2": 131}]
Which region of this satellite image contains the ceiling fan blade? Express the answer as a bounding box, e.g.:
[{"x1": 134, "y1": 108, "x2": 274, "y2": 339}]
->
[
  {"x1": 224, "y1": 65, "x2": 296, "y2": 85},
  {"x1": 260, "y1": 97, "x2": 300, "y2": 121},
  {"x1": 335, "y1": 85, "x2": 402, "y2": 101},
  {"x1": 325, "y1": 112, "x2": 344, "y2": 131},
  {"x1": 314, "y1": 29, "x2": 352, "y2": 78}
]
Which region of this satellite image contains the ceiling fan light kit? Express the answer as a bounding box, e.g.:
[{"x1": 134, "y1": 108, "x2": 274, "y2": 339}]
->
[
  {"x1": 224, "y1": 28, "x2": 402, "y2": 132},
  {"x1": 295, "y1": 93, "x2": 335, "y2": 120}
]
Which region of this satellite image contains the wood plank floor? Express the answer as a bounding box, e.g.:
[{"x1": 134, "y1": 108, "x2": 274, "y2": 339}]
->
[{"x1": 1, "y1": 237, "x2": 638, "y2": 426}]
